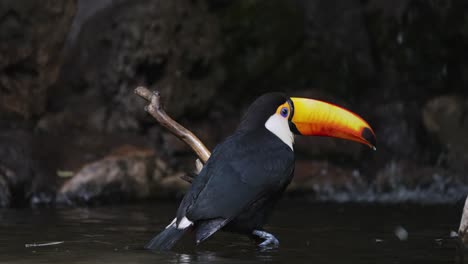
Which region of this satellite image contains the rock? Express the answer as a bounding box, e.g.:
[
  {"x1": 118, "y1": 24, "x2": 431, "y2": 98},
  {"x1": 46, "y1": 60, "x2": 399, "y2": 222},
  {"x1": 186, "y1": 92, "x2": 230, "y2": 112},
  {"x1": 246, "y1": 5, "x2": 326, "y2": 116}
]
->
[
  {"x1": 0, "y1": 167, "x2": 12, "y2": 208},
  {"x1": 3, "y1": 0, "x2": 468, "y2": 206},
  {"x1": 373, "y1": 102, "x2": 421, "y2": 159},
  {"x1": 0, "y1": 129, "x2": 55, "y2": 207},
  {"x1": 0, "y1": 0, "x2": 76, "y2": 119},
  {"x1": 374, "y1": 160, "x2": 444, "y2": 192},
  {"x1": 288, "y1": 159, "x2": 468, "y2": 203},
  {"x1": 58, "y1": 145, "x2": 154, "y2": 204},
  {"x1": 53, "y1": 0, "x2": 224, "y2": 134},
  {"x1": 422, "y1": 95, "x2": 468, "y2": 173},
  {"x1": 371, "y1": 160, "x2": 468, "y2": 203},
  {"x1": 58, "y1": 145, "x2": 189, "y2": 205},
  {"x1": 288, "y1": 160, "x2": 366, "y2": 198},
  {"x1": 366, "y1": 101, "x2": 427, "y2": 176},
  {"x1": 219, "y1": 0, "x2": 305, "y2": 99},
  {"x1": 298, "y1": 0, "x2": 375, "y2": 96},
  {"x1": 361, "y1": 0, "x2": 468, "y2": 100}
]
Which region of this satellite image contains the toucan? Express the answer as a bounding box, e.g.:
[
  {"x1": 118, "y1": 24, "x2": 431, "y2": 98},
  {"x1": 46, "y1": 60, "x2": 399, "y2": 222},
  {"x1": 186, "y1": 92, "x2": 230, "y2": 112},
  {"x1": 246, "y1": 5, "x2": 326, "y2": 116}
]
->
[{"x1": 145, "y1": 92, "x2": 376, "y2": 251}]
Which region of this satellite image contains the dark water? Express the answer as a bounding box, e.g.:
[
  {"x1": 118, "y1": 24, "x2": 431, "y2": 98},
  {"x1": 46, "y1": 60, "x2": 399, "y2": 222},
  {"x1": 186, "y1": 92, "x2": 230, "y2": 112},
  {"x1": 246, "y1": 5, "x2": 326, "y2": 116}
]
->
[{"x1": 0, "y1": 200, "x2": 465, "y2": 264}]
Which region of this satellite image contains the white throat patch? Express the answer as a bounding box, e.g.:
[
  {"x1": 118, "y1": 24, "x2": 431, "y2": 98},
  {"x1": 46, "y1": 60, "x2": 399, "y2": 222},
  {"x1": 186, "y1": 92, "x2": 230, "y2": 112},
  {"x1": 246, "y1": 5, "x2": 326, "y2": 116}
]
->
[{"x1": 265, "y1": 114, "x2": 294, "y2": 150}]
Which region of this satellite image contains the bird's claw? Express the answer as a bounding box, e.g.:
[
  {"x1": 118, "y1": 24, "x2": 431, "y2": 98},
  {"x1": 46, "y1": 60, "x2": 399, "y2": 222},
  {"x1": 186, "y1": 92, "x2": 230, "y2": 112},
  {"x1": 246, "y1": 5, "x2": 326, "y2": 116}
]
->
[
  {"x1": 259, "y1": 237, "x2": 279, "y2": 248},
  {"x1": 252, "y1": 230, "x2": 279, "y2": 248}
]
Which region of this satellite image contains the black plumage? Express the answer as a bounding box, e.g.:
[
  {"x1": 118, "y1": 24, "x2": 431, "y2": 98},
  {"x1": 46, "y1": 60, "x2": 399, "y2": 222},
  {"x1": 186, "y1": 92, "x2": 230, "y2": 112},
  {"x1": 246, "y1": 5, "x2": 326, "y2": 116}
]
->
[
  {"x1": 182, "y1": 128, "x2": 294, "y2": 243},
  {"x1": 146, "y1": 93, "x2": 295, "y2": 250},
  {"x1": 145, "y1": 91, "x2": 377, "y2": 251}
]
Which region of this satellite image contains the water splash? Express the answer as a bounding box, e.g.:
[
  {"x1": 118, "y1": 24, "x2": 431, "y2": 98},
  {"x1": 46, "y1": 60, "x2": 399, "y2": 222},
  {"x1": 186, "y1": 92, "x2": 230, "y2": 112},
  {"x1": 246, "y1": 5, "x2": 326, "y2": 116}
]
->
[{"x1": 311, "y1": 171, "x2": 468, "y2": 204}]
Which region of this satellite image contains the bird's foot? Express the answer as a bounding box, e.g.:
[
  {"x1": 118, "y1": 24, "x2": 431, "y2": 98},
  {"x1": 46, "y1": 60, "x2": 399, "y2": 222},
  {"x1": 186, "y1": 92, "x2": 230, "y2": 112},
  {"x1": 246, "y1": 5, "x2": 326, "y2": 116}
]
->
[{"x1": 252, "y1": 230, "x2": 279, "y2": 248}]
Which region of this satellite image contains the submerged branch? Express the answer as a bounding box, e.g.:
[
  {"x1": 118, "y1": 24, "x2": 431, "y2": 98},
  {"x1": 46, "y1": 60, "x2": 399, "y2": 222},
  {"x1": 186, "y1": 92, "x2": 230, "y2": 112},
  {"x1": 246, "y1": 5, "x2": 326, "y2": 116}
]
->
[{"x1": 25, "y1": 241, "x2": 64, "y2": 248}]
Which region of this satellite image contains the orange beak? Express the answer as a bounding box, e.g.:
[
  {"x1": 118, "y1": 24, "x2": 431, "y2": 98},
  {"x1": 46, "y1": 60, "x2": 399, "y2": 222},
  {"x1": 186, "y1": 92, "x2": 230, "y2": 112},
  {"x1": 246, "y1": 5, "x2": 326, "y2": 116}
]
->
[{"x1": 289, "y1": 98, "x2": 376, "y2": 149}]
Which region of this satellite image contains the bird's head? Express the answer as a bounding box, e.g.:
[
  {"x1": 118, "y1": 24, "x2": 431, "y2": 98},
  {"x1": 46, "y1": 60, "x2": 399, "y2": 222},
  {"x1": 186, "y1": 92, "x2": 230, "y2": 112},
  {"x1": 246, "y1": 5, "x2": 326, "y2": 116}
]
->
[{"x1": 238, "y1": 92, "x2": 376, "y2": 150}]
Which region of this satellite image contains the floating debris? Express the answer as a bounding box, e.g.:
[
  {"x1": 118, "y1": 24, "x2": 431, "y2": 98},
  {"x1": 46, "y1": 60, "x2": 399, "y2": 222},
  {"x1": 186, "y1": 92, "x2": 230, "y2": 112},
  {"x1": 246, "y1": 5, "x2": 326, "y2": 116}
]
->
[
  {"x1": 450, "y1": 231, "x2": 458, "y2": 238},
  {"x1": 434, "y1": 238, "x2": 443, "y2": 246},
  {"x1": 394, "y1": 226, "x2": 408, "y2": 241},
  {"x1": 57, "y1": 170, "x2": 74, "y2": 178},
  {"x1": 25, "y1": 241, "x2": 64, "y2": 248}
]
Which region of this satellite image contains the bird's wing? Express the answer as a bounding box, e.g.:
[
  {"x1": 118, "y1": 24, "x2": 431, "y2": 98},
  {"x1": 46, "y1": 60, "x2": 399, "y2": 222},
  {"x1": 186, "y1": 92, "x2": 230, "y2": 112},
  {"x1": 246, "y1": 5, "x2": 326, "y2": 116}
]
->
[{"x1": 176, "y1": 130, "x2": 294, "y2": 235}]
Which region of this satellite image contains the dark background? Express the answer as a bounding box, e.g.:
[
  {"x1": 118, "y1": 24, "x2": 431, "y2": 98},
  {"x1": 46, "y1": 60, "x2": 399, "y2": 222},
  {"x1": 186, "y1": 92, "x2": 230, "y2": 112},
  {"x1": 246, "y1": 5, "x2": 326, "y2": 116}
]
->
[{"x1": 1, "y1": 0, "x2": 468, "y2": 207}]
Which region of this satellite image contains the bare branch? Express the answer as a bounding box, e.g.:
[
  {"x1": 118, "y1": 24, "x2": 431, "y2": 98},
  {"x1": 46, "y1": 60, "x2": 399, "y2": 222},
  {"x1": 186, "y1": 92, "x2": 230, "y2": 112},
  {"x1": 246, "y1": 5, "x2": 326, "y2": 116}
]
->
[
  {"x1": 134, "y1": 86, "x2": 211, "y2": 164},
  {"x1": 180, "y1": 173, "x2": 196, "y2": 184},
  {"x1": 459, "y1": 195, "x2": 468, "y2": 244},
  {"x1": 195, "y1": 159, "x2": 204, "y2": 173}
]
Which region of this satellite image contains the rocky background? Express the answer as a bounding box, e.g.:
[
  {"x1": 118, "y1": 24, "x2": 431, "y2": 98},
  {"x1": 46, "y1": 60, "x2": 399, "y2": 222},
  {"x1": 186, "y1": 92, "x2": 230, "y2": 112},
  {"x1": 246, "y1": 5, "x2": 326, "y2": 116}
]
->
[{"x1": 1, "y1": 0, "x2": 468, "y2": 207}]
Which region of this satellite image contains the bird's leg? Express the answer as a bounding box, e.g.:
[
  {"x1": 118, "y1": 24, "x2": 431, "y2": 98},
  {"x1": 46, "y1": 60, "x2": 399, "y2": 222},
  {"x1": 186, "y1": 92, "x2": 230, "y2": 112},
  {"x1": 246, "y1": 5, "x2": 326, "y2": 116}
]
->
[{"x1": 252, "y1": 230, "x2": 280, "y2": 248}]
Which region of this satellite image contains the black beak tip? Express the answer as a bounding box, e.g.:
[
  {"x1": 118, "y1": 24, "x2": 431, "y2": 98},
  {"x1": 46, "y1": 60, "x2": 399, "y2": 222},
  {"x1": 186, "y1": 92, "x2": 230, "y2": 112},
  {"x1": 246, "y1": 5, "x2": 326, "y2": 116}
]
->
[{"x1": 361, "y1": 127, "x2": 377, "y2": 150}]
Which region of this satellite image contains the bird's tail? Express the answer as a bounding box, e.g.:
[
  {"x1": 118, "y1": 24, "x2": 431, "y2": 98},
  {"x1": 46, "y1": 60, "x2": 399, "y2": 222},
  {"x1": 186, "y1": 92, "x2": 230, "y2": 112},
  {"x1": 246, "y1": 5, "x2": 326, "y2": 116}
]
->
[{"x1": 145, "y1": 225, "x2": 188, "y2": 251}]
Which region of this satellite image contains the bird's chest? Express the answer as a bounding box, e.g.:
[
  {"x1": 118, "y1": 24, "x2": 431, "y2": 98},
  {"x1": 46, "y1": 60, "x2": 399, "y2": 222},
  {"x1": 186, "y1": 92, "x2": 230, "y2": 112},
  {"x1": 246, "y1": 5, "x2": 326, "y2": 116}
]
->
[{"x1": 232, "y1": 131, "x2": 294, "y2": 184}]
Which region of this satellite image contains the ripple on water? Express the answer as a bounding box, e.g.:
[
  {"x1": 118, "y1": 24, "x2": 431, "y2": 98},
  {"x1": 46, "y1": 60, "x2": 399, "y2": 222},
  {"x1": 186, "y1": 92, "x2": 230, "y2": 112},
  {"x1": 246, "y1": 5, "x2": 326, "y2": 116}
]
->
[{"x1": 0, "y1": 201, "x2": 465, "y2": 264}]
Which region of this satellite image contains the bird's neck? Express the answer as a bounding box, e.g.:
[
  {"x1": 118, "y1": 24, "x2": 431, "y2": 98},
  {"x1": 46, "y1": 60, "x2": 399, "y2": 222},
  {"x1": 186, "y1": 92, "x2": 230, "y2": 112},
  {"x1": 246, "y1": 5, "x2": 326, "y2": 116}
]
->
[{"x1": 264, "y1": 114, "x2": 294, "y2": 150}]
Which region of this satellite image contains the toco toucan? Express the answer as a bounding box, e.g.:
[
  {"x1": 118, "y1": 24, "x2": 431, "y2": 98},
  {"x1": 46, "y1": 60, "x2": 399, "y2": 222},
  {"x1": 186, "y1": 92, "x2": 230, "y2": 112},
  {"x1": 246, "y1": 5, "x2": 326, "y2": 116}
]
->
[{"x1": 145, "y1": 92, "x2": 376, "y2": 251}]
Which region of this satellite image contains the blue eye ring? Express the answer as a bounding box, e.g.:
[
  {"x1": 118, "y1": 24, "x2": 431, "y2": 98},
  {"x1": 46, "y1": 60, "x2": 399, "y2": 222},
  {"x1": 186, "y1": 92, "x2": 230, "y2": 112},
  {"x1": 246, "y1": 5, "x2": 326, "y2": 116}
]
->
[{"x1": 280, "y1": 107, "x2": 289, "y2": 118}]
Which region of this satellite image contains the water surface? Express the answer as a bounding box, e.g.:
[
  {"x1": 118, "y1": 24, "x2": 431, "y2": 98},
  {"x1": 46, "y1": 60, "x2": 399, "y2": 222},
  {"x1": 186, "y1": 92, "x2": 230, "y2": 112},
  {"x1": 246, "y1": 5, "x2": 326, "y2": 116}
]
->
[{"x1": 0, "y1": 200, "x2": 464, "y2": 263}]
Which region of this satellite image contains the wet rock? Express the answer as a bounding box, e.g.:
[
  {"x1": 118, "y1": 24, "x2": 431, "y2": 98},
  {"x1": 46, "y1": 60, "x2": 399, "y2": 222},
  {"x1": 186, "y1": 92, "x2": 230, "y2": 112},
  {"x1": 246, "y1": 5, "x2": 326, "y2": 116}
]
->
[
  {"x1": 288, "y1": 160, "x2": 366, "y2": 198},
  {"x1": 0, "y1": 0, "x2": 76, "y2": 119},
  {"x1": 422, "y1": 95, "x2": 468, "y2": 173},
  {"x1": 219, "y1": 0, "x2": 304, "y2": 99},
  {"x1": 65, "y1": 0, "x2": 121, "y2": 49},
  {"x1": 370, "y1": 160, "x2": 468, "y2": 203},
  {"x1": 0, "y1": 167, "x2": 12, "y2": 208},
  {"x1": 297, "y1": 0, "x2": 374, "y2": 96},
  {"x1": 0, "y1": 129, "x2": 55, "y2": 207},
  {"x1": 362, "y1": 0, "x2": 468, "y2": 100},
  {"x1": 373, "y1": 102, "x2": 421, "y2": 159},
  {"x1": 2, "y1": 0, "x2": 468, "y2": 206},
  {"x1": 58, "y1": 145, "x2": 188, "y2": 205},
  {"x1": 374, "y1": 160, "x2": 444, "y2": 192},
  {"x1": 53, "y1": 0, "x2": 224, "y2": 134},
  {"x1": 288, "y1": 159, "x2": 468, "y2": 203}
]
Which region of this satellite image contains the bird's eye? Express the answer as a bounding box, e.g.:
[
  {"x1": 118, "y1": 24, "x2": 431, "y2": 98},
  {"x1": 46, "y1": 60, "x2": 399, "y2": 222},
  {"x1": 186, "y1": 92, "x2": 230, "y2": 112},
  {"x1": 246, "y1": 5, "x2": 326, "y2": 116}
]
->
[{"x1": 280, "y1": 107, "x2": 289, "y2": 118}]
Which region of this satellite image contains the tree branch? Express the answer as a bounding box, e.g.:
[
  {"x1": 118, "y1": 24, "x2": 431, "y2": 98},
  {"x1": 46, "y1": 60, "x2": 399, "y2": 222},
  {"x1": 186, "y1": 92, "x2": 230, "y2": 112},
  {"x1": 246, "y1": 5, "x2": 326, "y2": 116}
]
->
[
  {"x1": 134, "y1": 86, "x2": 211, "y2": 168},
  {"x1": 459, "y1": 195, "x2": 468, "y2": 244}
]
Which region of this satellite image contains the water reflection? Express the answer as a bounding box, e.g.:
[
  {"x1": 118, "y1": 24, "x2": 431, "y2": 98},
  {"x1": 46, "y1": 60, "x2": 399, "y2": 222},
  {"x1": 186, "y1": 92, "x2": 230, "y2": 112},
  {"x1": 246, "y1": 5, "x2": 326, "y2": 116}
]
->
[
  {"x1": 175, "y1": 253, "x2": 192, "y2": 263},
  {"x1": 166, "y1": 249, "x2": 278, "y2": 264},
  {"x1": 0, "y1": 201, "x2": 466, "y2": 263}
]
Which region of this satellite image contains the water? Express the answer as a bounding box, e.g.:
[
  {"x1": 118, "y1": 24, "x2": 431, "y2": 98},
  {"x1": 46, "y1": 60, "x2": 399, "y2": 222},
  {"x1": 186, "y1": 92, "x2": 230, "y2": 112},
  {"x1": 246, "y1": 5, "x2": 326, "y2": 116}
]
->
[{"x1": 0, "y1": 200, "x2": 465, "y2": 264}]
